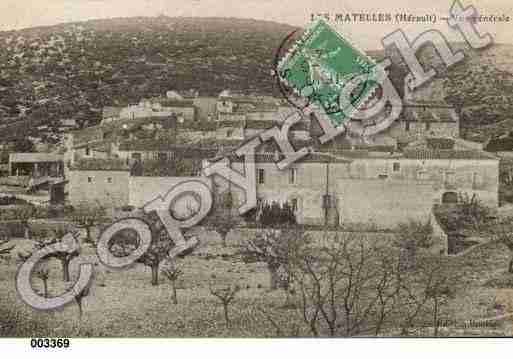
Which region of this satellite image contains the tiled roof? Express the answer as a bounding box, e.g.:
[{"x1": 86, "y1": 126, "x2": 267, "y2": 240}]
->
[
  {"x1": 403, "y1": 149, "x2": 498, "y2": 160},
  {"x1": 228, "y1": 151, "x2": 351, "y2": 164},
  {"x1": 425, "y1": 138, "x2": 455, "y2": 150},
  {"x1": 72, "y1": 125, "x2": 104, "y2": 145},
  {"x1": 70, "y1": 159, "x2": 129, "y2": 171},
  {"x1": 74, "y1": 140, "x2": 111, "y2": 151},
  {"x1": 194, "y1": 138, "x2": 244, "y2": 148},
  {"x1": 118, "y1": 140, "x2": 219, "y2": 158},
  {"x1": 132, "y1": 158, "x2": 203, "y2": 177},
  {"x1": 244, "y1": 119, "x2": 281, "y2": 130},
  {"x1": 102, "y1": 116, "x2": 176, "y2": 131},
  {"x1": 102, "y1": 106, "x2": 122, "y2": 119},
  {"x1": 321, "y1": 150, "x2": 404, "y2": 159},
  {"x1": 403, "y1": 101, "x2": 454, "y2": 108},
  {"x1": 91, "y1": 142, "x2": 111, "y2": 153},
  {"x1": 216, "y1": 120, "x2": 244, "y2": 128},
  {"x1": 9, "y1": 153, "x2": 63, "y2": 163},
  {"x1": 485, "y1": 136, "x2": 513, "y2": 152},
  {"x1": 158, "y1": 99, "x2": 195, "y2": 107},
  {"x1": 402, "y1": 106, "x2": 459, "y2": 123}
]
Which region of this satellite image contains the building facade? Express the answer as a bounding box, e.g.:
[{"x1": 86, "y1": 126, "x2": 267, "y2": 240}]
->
[
  {"x1": 217, "y1": 145, "x2": 499, "y2": 228},
  {"x1": 68, "y1": 159, "x2": 130, "y2": 208}
]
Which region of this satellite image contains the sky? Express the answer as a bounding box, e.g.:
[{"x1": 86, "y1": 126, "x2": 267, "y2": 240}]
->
[{"x1": 1, "y1": 0, "x2": 512, "y2": 49}]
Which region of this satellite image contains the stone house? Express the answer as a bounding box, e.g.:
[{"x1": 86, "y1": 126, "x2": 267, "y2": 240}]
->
[
  {"x1": 67, "y1": 138, "x2": 499, "y2": 229},
  {"x1": 335, "y1": 102, "x2": 461, "y2": 149},
  {"x1": 387, "y1": 103, "x2": 460, "y2": 145},
  {"x1": 9, "y1": 153, "x2": 64, "y2": 178},
  {"x1": 115, "y1": 140, "x2": 220, "y2": 166},
  {"x1": 217, "y1": 140, "x2": 498, "y2": 228},
  {"x1": 68, "y1": 159, "x2": 130, "y2": 208},
  {"x1": 68, "y1": 158, "x2": 212, "y2": 214}
]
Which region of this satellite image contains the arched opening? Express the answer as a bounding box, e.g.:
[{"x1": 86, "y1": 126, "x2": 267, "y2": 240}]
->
[{"x1": 442, "y1": 191, "x2": 458, "y2": 204}]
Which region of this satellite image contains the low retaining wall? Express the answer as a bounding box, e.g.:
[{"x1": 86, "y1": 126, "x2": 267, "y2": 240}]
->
[{"x1": 430, "y1": 210, "x2": 449, "y2": 255}]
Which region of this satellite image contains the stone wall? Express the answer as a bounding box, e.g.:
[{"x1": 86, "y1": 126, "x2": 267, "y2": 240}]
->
[
  {"x1": 336, "y1": 178, "x2": 435, "y2": 228},
  {"x1": 68, "y1": 170, "x2": 129, "y2": 208},
  {"x1": 223, "y1": 157, "x2": 498, "y2": 227},
  {"x1": 129, "y1": 176, "x2": 212, "y2": 213}
]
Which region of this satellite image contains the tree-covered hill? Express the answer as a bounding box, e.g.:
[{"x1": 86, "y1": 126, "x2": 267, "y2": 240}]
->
[
  {"x1": 0, "y1": 17, "x2": 296, "y2": 123},
  {"x1": 1, "y1": 16, "x2": 513, "y2": 143}
]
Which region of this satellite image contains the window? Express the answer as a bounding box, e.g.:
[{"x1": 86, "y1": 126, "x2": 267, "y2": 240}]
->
[
  {"x1": 425, "y1": 121, "x2": 431, "y2": 131},
  {"x1": 291, "y1": 198, "x2": 298, "y2": 212},
  {"x1": 472, "y1": 172, "x2": 481, "y2": 188},
  {"x1": 107, "y1": 177, "x2": 112, "y2": 184},
  {"x1": 445, "y1": 171, "x2": 456, "y2": 188},
  {"x1": 405, "y1": 120, "x2": 410, "y2": 132},
  {"x1": 87, "y1": 177, "x2": 93, "y2": 183},
  {"x1": 226, "y1": 129, "x2": 233, "y2": 138},
  {"x1": 392, "y1": 162, "x2": 400, "y2": 172},
  {"x1": 417, "y1": 170, "x2": 428, "y2": 180},
  {"x1": 442, "y1": 192, "x2": 458, "y2": 204},
  {"x1": 289, "y1": 168, "x2": 297, "y2": 184},
  {"x1": 378, "y1": 174, "x2": 388, "y2": 180},
  {"x1": 85, "y1": 147, "x2": 90, "y2": 156},
  {"x1": 322, "y1": 194, "x2": 332, "y2": 209},
  {"x1": 157, "y1": 152, "x2": 167, "y2": 161},
  {"x1": 258, "y1": 168, "x2": 265, "y2": 184}
]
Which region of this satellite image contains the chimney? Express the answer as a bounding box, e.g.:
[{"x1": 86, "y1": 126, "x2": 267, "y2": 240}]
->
[{"x1": 274, "y1": 150, "x2": 280, "y2": 162}]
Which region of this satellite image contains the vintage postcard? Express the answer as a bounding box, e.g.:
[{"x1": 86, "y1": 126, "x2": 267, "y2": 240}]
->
[{"x1": 1, "y1": 0, "x2": 513, "y2": 347}]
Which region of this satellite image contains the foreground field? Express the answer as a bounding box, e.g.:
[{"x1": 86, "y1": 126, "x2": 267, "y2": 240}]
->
[{"x1": 1, "y1": 228, "x2": 513, "y2": 337}]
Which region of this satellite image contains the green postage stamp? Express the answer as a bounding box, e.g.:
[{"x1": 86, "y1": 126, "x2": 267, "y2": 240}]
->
[{"x1": 277, "y1": 19, "x2": 379, "y2": 127}]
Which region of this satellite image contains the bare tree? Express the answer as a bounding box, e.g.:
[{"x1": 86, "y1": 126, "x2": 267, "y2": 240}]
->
[
  {"x1": 206, "y1": 191, "x2": 239, "y2": 248},
  {"x1": 257, "y1": 306, "x2": 301, "y2": 337},
  {"x1": 397, "y1": 254, "x2": 454, "y2": 337},
  {"x1": 109, "y1": 215, "x2": 172, "y2": 286},
  {"x1": 373, "y1": 248, "x2": 402, "y2": 336},
  {"x1": 294, "y1": 233, "x2": 402, "y2": 337},
  {"x1": 395, "y1": 220, "x2": 433, "y2": 271},
  {"x1": 240, "y1": 228, "x2": 311, "y2": 292},
  {"x1": 161, "y1": 257, "x2": 183, "y2": 304},
  {"x1": 494, "y1": 221, "x2": 513, "y2": 273},
  {"x1": 9, "y1": 206, "x2": 36, "y2": 239},
  {"x1": 0, "y1": 230, "x2": 14, "y2": 260},
  {"x1": 34, "y1": 263, "x2": 50, "y2": 298},
  {"x1": 246, "y1": 231, "x2": 454, "y2": 337},
  {"x1": 424, "y1": 257, "x2": 454, "y2": 337},
  {"x1": 74, "y1": 285, "x2": 90, "y2": 320},
  {"x1": 295, "y1": 258, "x2": 321, "y2": 337},
  {"x1": 138, "y1": 228, "x2": 173, "y2": 286},
  {"x1": 209, "y1": 212, "x2": 238, "y2": 248},
  {"x1": 34, "y1": 230, "x2": 80, "y2": 282},
  {"x1": 70, "y1": 202, "x2": 107, "y2": 245},
  {"x1": 209, "y1": 284, "x2": 241, "y2": 326}
]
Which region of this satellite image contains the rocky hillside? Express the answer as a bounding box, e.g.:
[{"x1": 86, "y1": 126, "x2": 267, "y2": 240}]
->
[
  {"x1": 382, "y1": 43, "x2": 513, "y2": 143},
  {"x1": 1, "y1": 16, "x2": 513, "y2": 143},
  {"x1": 0, "y1": 17, "x2": 296, "y2": 124}
]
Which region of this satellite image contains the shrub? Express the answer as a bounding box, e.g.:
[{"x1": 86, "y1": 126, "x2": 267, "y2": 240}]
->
[
  {"x1": 434, "y1": 193, "x2": 492, "y2": 233},
  {"x1": 395, "y1": 220, "x2": 433, "y2": 270},
  {"x1": 0, "y1": 220, "x2": 26, "y2": 238},
  {"x1": 0, "y1": 195, "x2": 29, "y2": 206},
  {"x1": 256, "y1": 200, "x2": 296, "y2": 227},
  {"x1": 396, "y1": 220, "x2": 433, "y2": 249}
]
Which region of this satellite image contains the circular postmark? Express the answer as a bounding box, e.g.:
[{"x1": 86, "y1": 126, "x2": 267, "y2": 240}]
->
[
  {"x1": 273, "y1": 25, "x2": 400, "y2": 140},
  {"x1": 273, "y1": 28, "x2": 311, "y2": 111},
  {"x1": 273, "y1": 28, "x2": 381, "y2": 129}
]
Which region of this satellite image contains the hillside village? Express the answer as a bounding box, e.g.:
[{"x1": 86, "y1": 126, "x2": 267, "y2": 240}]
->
[
  {"x1": 3, "y1": 14, "x2": 513, "y2": 339},
  {"x1": 0, "y1": 85, "x2": 502, "y2": 245}
]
